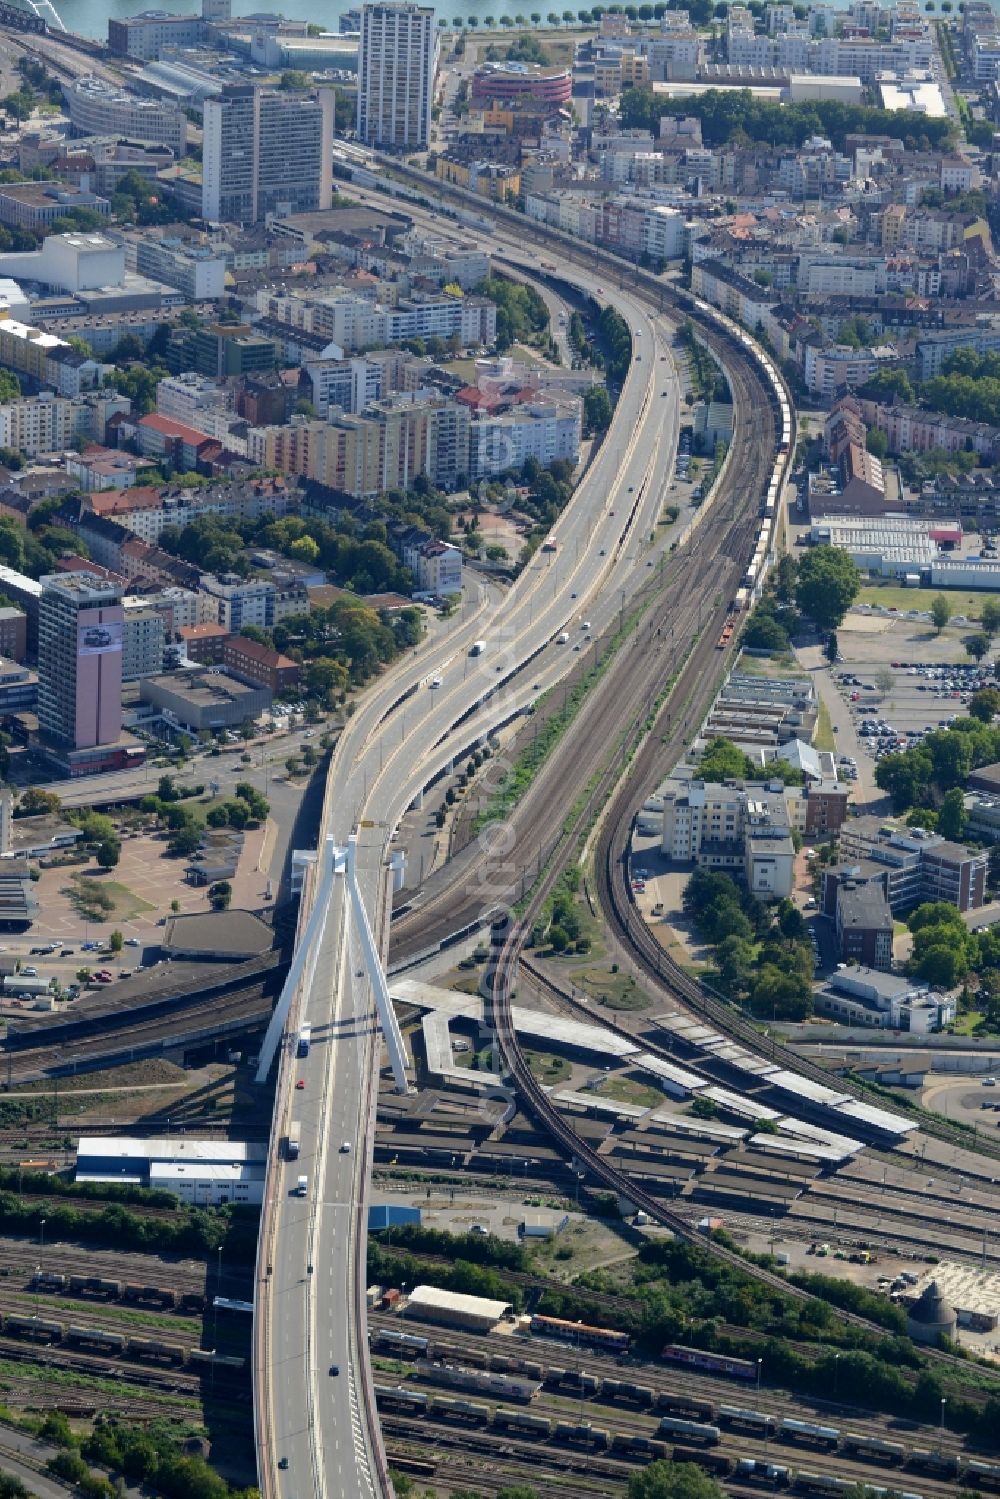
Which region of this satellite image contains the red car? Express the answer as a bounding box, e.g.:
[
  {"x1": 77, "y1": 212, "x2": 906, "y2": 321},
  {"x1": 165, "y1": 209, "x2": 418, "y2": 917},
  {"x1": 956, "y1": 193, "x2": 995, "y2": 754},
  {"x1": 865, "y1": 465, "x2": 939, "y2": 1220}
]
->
[{"x1": 296, "y1": 1079, "x2": 305, "y2": 1090}]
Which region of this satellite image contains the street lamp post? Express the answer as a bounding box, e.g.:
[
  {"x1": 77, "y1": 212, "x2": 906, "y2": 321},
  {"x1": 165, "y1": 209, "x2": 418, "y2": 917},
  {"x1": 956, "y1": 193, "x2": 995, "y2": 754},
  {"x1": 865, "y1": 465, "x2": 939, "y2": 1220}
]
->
[{"x1": 940, "y1": 1397, "x2": 947, "y2": 1448}]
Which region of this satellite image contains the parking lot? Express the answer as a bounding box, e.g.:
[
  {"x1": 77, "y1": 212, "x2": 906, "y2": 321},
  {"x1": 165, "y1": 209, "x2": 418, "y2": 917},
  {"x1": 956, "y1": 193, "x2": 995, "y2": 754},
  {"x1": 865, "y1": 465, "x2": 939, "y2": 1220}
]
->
[{"x1": 831, "y1": 659, "x2": 993, "y2": 765}]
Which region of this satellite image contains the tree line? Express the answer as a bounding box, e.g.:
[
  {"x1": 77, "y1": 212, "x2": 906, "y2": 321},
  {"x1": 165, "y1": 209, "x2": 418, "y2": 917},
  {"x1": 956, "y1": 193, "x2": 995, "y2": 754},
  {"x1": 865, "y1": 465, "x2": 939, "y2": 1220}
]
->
[{"x1": 620, "y1": 87, "x2": 956, "y2": 153}]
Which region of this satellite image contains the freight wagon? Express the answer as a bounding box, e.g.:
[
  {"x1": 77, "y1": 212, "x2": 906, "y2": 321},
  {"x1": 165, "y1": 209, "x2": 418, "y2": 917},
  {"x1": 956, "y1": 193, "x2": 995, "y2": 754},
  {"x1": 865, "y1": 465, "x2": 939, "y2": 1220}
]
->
[
  {"x1": 657, "y1": 1416, "x2": 721, "y2": 1446},
  {"x1": 660, "y1": 1344, "x2": 757, "y2": 1381},
  {"x1": 553, "y1": 1422, "x2": 609, "y2": 1450},
  {"x1": 493, "y1": 1408, "x2": 551, "y2": 1438},
  {"x1": 530, "y1": 1314, "x2": 629, "y2": 1353},
  {"x1": 67, "y1": 1325, "x2": 127, "y2": 1354}
]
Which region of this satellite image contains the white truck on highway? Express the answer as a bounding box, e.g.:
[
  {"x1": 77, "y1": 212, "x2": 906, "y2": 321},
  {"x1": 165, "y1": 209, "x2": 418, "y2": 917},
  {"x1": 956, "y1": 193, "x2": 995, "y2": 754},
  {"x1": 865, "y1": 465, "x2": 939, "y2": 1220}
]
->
[
  {"x1": 555, "y1": 631, "x2": 569, "y2": 645},
  {"x1": 469, "y1": 640, "x2": 486, "y2": 656},
  {"x1": 286, "y1": 1122, "x2": 301, "y2": 1161},
  {"x1": 296, "y1": 1174, "x2": 308, "y2": 1196}
]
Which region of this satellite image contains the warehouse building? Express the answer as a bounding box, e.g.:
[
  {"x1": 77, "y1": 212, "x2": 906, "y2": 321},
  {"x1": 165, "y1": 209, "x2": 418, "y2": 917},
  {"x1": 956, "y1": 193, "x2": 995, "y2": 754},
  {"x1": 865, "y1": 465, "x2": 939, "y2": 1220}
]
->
[
  {"x1": 139, "y1": 669, "x2": 270, "y2": 731},
  {"x1": 75, "y1": 1135, "x2": 266, "y2": 1205},
  {"x1": 403, "y1": 1284, "x2": 512, "y2": 1332}
]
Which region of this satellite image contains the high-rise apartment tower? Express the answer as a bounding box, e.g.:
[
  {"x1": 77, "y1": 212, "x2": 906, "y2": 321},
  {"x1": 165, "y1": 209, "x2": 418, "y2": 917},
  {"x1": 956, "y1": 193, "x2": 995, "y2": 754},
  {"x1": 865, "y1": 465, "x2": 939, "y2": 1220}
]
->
[
  {"x1": 357, "y1": 2, "x2": 438, "y2": 150},
  {"x1": 202, "y1": 85, "x2": 334, "y2": 224}
]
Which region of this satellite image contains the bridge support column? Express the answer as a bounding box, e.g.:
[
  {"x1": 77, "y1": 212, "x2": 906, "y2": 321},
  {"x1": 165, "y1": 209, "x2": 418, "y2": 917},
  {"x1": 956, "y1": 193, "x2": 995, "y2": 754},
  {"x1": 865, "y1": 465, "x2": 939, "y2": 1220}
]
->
[
  {"x1": 254, "y1": 836, "x2": 336, "y2": 1084},
  {"x1": 346, "y1": 834, "x2": 410, "y2": 1094}
]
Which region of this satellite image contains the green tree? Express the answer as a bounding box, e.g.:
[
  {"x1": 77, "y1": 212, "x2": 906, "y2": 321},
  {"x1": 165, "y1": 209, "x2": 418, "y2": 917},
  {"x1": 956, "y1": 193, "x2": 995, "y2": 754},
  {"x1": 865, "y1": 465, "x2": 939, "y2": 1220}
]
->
[
  {"x1": 931, "y1": 593, "x2": 952, "y2": 633},
  {"x1": 967, "y1": 632, "x2": 990, "y2": 663},
  {"x1": 697, "y1": 736, "x2": 751, "y2": 781},
  {"x1": 628, "y1": 1461, "x2": 726, "y2": 1499},
  {"x1": 168, "y1": 824, "x2": 201, "y2": 857},
  {"x1": 937, "y1": 786, "x2": 967, "y2": 841},
  {"x1": 583, "y1": 384, "x2": 613, "y2": 433},
  {"x1": 982, "y1": 598, "x2": 1000, "y2": 637},
  {"x1": 970, "y1": 687, "x2": 1000, "y2": 722},
  {"x1": 95, "y1": 840, "x2": 121, "y2": 870},
  {"x1": 109, "y1": 930, "x2": 124, "y2": 953},
  {"x1": 794, "y1": 545, "x2": 860, "y2": 631},
  {"x1": 865, "y1": 427, "x2": 888, "y2": 460}
]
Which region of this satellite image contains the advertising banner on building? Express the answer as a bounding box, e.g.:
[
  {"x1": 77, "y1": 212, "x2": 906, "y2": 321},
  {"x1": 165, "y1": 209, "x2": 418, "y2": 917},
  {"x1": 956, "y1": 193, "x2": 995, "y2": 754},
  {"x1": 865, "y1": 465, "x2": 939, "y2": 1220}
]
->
[{"x1": 78, "y1": 621, "x2": 123, "y2": 657}]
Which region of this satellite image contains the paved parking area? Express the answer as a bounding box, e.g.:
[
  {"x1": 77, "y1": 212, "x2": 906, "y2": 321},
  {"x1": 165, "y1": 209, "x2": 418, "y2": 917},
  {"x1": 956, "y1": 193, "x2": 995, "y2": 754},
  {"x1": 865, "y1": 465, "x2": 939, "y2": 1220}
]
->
[{"x1": 807, "y1": 609, "x2": 996, "y2": 780}]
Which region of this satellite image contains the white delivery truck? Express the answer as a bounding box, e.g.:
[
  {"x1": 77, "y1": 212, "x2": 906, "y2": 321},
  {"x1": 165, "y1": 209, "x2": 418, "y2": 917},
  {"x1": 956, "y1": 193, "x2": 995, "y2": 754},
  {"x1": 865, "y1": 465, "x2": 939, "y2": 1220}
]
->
[{"x1": 296, "y1": 1174, "x2": 308, "y2": 1196}]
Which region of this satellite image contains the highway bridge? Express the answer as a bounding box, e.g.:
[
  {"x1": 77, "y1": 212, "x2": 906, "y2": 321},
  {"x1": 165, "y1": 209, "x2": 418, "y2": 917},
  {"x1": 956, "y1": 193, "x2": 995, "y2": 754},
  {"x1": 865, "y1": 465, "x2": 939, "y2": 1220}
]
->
[{"x1": 251, "y1": 195, "x2": 780, "y2": 1499}]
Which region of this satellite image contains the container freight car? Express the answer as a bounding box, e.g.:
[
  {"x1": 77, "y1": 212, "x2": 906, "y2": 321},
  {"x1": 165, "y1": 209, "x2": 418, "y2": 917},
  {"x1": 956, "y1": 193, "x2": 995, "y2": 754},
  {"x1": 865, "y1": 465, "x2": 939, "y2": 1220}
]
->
[
  {"x1": 69, "y1": 1276, "x2": 122, "y2": 1299},
  {"x1": 544, "y1": 1366, "x2": 601, "y2": 1396},
  {"x1": 421, "y1": 1362, "x2": 540, "y2": 1403},
  {"x1": 122, "y1": 1284, "x2": 177, "y2": 1309},
  {"x1": 660, "y1": 1344, "x2": 756, "y2": 1381},
  {"x1": 374, "y1": 1384, "x2": 427, "y2": 1413},
  {"x1": 493, "y1": 1408, "x2": 552, "y2": 1438},
  {"x1": 657, "y1": 1417, "x2": 721, "y2": 1446},
  {"x1": 907, "y1": 1450, "x2": 960, "y2": 1479},
  {"x1": 964, "y1": 1460, "x2": 1000, "y2": 1490},
  {"x1": 654, "y1": 1392, "x2": 715, "y2": 1422},
  {"x1": 187, "y1": 1349, "x2": 245, "y2": 1370},
  {"x1": 432, "y1": 1396, "x2": 490, "y2": 1425},
  {"x1": 30, "y1": 1271, "x2": 66, "y2": 1291},
  {"x1": 373, "y1": 1329, "x2": 429, "y2": 1357},
  {"x1": 601, "y1": 1380, "x2": 653, "y2": 1408},
  {"x1": 530, "y1": 1314, "x2": 629, "y2": 1353},
  {"x1": 795, "y1": 1477, "x2": 923, "y2": 1499}
]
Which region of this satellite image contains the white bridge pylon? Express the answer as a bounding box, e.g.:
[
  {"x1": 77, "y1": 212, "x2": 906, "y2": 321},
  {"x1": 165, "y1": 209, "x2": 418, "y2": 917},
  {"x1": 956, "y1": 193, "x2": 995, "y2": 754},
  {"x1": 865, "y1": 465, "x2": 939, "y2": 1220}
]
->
[{"x1": 254, "y1": 834, "x2": 409, "y2": 1093}]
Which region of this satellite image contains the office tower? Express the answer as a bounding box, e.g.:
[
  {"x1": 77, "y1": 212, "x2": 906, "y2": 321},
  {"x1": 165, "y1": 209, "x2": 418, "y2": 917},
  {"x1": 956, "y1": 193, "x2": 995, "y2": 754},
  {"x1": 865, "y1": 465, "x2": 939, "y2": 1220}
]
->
[
  {"x1": 202, "y1": 85, "x2": 334, "y2": 224},
  {"x1": 37, "y1": 572, "x2": 123, "y2": 751},
  {"x1": 357, "y1": 2, "x2": 438, "y2": 150}
]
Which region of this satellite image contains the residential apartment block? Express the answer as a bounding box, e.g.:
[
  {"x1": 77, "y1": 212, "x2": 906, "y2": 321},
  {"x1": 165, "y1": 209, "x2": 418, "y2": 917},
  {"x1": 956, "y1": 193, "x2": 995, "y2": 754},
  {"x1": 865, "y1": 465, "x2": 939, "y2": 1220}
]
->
[
  {"x1": 835, "y1": 816, "x2": 988, "y2": 913},
  {"x1": 202, "y1": 85, "x2": 334, "y2": 225},
  {"x1": 357, "y1": 2, "x2": 438, "y2": 150}
]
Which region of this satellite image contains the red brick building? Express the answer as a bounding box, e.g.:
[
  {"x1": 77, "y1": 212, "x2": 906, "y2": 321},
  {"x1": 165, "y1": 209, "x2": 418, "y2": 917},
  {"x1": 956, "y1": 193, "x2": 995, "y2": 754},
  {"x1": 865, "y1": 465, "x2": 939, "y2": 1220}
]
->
[{"x1": 223, "y1": 635, "x2": 300, "y2": 693}]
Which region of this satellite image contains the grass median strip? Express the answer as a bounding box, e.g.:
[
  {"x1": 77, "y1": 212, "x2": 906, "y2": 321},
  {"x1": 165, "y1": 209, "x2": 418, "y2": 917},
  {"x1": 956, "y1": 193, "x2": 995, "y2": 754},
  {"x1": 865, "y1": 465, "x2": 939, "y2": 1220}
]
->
[{"x1": 471, "y1": 601, "x2": 653, "y2": 838}]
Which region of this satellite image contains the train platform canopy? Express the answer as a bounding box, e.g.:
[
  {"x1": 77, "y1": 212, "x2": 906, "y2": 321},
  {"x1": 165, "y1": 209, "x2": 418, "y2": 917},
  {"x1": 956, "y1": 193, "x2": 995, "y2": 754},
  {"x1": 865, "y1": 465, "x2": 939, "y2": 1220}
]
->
[
  {"x1": 633, "y1": 1054, "x2": 708, "y2": 1096},
  {"x1": 551, "y1": 1089, "x2": 649, "y2": 1120},
  {"x1": 645, "y1": 1112, "x2": 748, "y2": 1143},
  {"x1": 831, "y1": 1099, "x2": 917, "y2": 1137},
  {"x1": 404, "y1": 1284, "x2": 512, "y2": 1333},
  {"x1": 772, "y1": 1117, "x2": 864, "y2": 1155},
  {"x1": 748, "y1": 1134, "x2": 855, "y2": 1165},
  {"x1": 391, "y1": 978, "x2": 641, "y2": 1061},
  {"x1": 701, "y1": 1086, "x2": 782, "y2": 1122}
]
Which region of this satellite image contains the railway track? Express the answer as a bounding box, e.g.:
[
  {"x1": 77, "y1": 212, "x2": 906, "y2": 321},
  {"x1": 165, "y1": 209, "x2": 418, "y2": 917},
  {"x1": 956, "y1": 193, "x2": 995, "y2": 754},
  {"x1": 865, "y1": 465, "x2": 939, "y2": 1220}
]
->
[
  {"x1": 390, "y1": 326, "x2": 769, "y2": 968},
  {"x1": 372, "y1": 1314, "x2": 986, "y2": 1463},
  {"x1": 3, "y1": 972, "x2": 281, "y2": 1083},
  {"x1": 515, "y1": 958, "x2": 1000, "y2": 1263}
]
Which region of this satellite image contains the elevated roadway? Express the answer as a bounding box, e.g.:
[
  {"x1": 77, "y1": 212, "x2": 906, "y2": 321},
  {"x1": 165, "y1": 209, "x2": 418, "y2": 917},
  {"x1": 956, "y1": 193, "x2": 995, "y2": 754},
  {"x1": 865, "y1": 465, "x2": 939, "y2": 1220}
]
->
[{"x1": 255, "y1": 255, "x2": 686, "y2": 1499}]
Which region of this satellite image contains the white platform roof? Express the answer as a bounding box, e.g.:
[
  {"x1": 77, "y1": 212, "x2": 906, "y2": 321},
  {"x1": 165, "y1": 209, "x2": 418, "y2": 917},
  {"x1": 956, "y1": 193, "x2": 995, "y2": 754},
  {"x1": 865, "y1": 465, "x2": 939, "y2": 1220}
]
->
[
  {"x1": 634, "y1": 1054, "x2": 708, "y2": 1091},
  {"x1": 552, "y1": 1089, "x2": 649, "y2": 1119},
  {"x1": 702, "y1": 1086, "x2": 781, "y2": 1122}
]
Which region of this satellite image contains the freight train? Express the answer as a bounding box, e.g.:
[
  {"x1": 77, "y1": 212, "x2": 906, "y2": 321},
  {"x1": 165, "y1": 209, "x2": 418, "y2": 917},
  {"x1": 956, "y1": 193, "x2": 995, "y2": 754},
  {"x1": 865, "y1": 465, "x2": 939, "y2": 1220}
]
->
[
  {"x1": 686, "y1": 295, "x2": 793, "y2": 612},
  {"x1": 373, "y1": 1367, "x2": 995, "y2": 1493},
  {"x1": 31, "y1": 1271, "x2": 205, "y2": 1312},
  {"x1": 2, "y1": 1312, "x2": 243, "y2": 1371}
]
